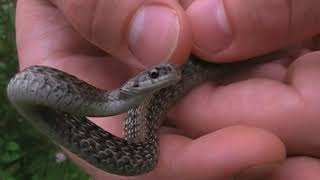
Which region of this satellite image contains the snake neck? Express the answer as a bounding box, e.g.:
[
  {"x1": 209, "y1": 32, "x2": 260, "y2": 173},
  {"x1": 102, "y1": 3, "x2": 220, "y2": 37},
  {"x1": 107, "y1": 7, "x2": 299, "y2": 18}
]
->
[
  {"x1": 6, "y1": 65, "x2": 152, "y2": 118},
  {"x1": 123, "y1": 59, "x2": 222, "y2": 143},
  {"x1": 97, "y1": 89, "x2": 149, "y2": 116}
]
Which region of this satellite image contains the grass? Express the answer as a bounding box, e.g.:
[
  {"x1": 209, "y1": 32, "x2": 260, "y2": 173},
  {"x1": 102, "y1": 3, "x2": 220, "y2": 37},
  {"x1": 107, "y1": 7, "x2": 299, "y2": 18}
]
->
[{"x1": 0, "y1": 1, "x2": 90, "y2": 179}]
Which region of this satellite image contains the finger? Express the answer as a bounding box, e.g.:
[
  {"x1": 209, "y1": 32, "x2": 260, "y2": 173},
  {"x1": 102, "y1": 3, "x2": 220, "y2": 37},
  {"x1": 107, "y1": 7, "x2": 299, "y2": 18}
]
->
[
  {"x1": 185, "y1": 0, "x2": 320, "y2": 61},
  {"x1": 286, "y1": 51, "x2": 320, "y2": 155},
  {"x1": 16, "y1": 0, "x2": 136, "y2": 91},
  {"x1": 169, "y1": 51, "x2": 320, "y2": 156},
  {"x1": 156, "y1": 126, "x2": 285, "y2": 180},
  {"x1": 67, "y1": 126, "x2": 286, "y2": 180},
  {"x1": 50, "y1": 0, "x2": 192, "y2": 66},
  {"x1": 268, "y1": 157, "x2": 320, "y2": 180},
  {"x1": 16, "y1": 0, "x2": 105, "y2": 68}
]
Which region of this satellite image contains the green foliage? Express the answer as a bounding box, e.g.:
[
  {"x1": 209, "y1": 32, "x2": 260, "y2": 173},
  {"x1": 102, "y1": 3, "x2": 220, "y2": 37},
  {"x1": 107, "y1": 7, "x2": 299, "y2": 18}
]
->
[{"x1": 0, "y1": 1, "x2": 90, "y2": 179}]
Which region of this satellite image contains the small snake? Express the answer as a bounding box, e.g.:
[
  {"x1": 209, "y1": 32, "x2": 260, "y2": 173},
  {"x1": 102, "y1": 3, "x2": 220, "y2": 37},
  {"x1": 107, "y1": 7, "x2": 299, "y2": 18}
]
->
[{"x1": 7, "y1": 50, "x2": 288, "y2": 176}]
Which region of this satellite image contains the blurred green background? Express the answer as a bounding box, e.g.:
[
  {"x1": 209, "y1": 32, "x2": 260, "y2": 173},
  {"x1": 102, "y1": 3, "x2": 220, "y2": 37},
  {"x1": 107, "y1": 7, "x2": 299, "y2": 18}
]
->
[{"x1": 0, "y1": 1, "x2": 90, "y2": 179}]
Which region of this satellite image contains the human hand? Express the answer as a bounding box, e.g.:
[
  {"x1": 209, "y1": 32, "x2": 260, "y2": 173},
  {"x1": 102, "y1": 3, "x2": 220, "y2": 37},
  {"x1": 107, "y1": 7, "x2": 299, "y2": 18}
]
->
[{"x1": 16, "y1": 0, "x2": 320, "y2": 179}]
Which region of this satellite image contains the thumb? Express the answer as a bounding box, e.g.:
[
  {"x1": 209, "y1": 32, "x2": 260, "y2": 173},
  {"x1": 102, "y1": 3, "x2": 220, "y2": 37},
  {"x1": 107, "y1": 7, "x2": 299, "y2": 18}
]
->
[
  {"x1": 185, "y1": 0, "x2": 320, "y2": 61},
  {"x1": 51, "y1": 0, "x2": 192, "y2": 66}
]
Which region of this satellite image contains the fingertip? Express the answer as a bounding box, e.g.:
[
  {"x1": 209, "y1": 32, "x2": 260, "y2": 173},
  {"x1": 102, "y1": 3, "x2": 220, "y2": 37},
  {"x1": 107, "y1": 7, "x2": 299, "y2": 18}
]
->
[
  {"x1": 172, "y1": 126, "x2": 286, "y2": 179},
  {"x1": 128, "y1": 0, "x2": 192, "y2": 66},
  {"x1": 186, "y1": 0, "x2": 320, "y2": 62},
  {"x1": 288, "y1": 51, "x2": 320, "y2": 100},
  {"x1": 186, "y1": 0, "x2": 233, "y2": 60},
  {"x1": 270, "y1": 157, "x2": 320, "y2": 180}
]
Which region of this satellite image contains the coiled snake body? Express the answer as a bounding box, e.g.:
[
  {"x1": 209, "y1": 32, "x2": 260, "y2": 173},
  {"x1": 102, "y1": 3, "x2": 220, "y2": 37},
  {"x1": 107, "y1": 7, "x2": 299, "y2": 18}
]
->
[{"x1": 7, "y1": 52, "x2": 286, "y2": 176}]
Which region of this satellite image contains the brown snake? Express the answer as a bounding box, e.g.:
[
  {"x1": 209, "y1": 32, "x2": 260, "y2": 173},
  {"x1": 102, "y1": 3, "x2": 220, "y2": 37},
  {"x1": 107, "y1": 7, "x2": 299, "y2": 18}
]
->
[{"x1": 6, "y1": 50, "x2": 289, "y2": 176}]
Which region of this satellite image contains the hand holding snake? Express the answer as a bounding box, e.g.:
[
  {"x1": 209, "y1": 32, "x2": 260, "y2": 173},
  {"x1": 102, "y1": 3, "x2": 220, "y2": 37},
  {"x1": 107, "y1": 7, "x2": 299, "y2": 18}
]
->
[{"x1": 12, "y1": 0, "x2": 320, "y2": 179}]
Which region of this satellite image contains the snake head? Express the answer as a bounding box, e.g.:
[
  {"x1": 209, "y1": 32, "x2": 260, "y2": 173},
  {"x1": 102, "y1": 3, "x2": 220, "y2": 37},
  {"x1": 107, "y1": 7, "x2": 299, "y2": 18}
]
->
[{"x1": 121, "y1": 64, "x2": 181, "y2": 95}]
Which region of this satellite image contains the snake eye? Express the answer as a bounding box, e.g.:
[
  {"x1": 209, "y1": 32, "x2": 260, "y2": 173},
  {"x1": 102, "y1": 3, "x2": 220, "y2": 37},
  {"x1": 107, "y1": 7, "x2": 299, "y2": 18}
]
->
[
  {"x1": 132, "y1": 82, "x2": 139, "y2": 87},
  {"x1": 149, "y1": 69, "x2": 159, "y2": 79}
]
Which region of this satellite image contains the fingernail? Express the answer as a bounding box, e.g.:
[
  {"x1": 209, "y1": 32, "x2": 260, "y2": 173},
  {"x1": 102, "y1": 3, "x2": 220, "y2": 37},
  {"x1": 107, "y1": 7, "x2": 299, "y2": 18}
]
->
[
  {"x1": 235, "y1": 161, "x2": 281, "y2": 180},
  {"x1": 129, "y1": 5, "x2": 180, "y2": 65},
  {"x1": 187, "y1": 0, "x2": 232, "y2": 54}
]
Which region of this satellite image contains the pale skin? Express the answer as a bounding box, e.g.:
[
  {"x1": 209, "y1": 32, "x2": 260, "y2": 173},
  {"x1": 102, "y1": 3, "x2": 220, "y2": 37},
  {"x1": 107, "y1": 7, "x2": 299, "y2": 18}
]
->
[{"x1": 16, "y1": 0, "x2": 320, "y2": 179}]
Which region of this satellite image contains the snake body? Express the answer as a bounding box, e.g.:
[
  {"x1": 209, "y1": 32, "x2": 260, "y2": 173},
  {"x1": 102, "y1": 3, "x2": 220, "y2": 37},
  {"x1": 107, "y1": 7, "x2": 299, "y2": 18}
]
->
[{"x1": 7, "y1": 51, "x2": 287, "y2": 176}]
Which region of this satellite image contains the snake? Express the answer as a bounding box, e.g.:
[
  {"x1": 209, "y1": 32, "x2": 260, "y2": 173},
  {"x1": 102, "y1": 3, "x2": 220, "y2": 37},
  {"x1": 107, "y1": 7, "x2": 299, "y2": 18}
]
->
[{"x1": 6, "y1": 50, "x2": 289, "y2": 176}]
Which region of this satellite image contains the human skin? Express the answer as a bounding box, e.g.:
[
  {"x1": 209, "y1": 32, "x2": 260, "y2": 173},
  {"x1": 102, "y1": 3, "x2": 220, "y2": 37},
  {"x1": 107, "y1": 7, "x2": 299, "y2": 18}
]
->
[{"x1": 15, "y1": 0, "x2": 320, "y2": 179}]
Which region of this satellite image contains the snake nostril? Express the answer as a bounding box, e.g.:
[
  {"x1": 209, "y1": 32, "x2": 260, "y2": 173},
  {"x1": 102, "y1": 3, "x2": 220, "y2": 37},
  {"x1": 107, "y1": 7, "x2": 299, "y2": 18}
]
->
[{"x1": 133, "y1": 82, "x2": 139, "y2": 87}]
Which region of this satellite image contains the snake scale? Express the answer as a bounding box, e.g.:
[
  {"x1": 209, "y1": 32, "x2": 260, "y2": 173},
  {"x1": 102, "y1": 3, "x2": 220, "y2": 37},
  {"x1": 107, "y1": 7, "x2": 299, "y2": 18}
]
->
[{"x1": 7, "y1": 50, "x2": 288, "y2": 176}]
